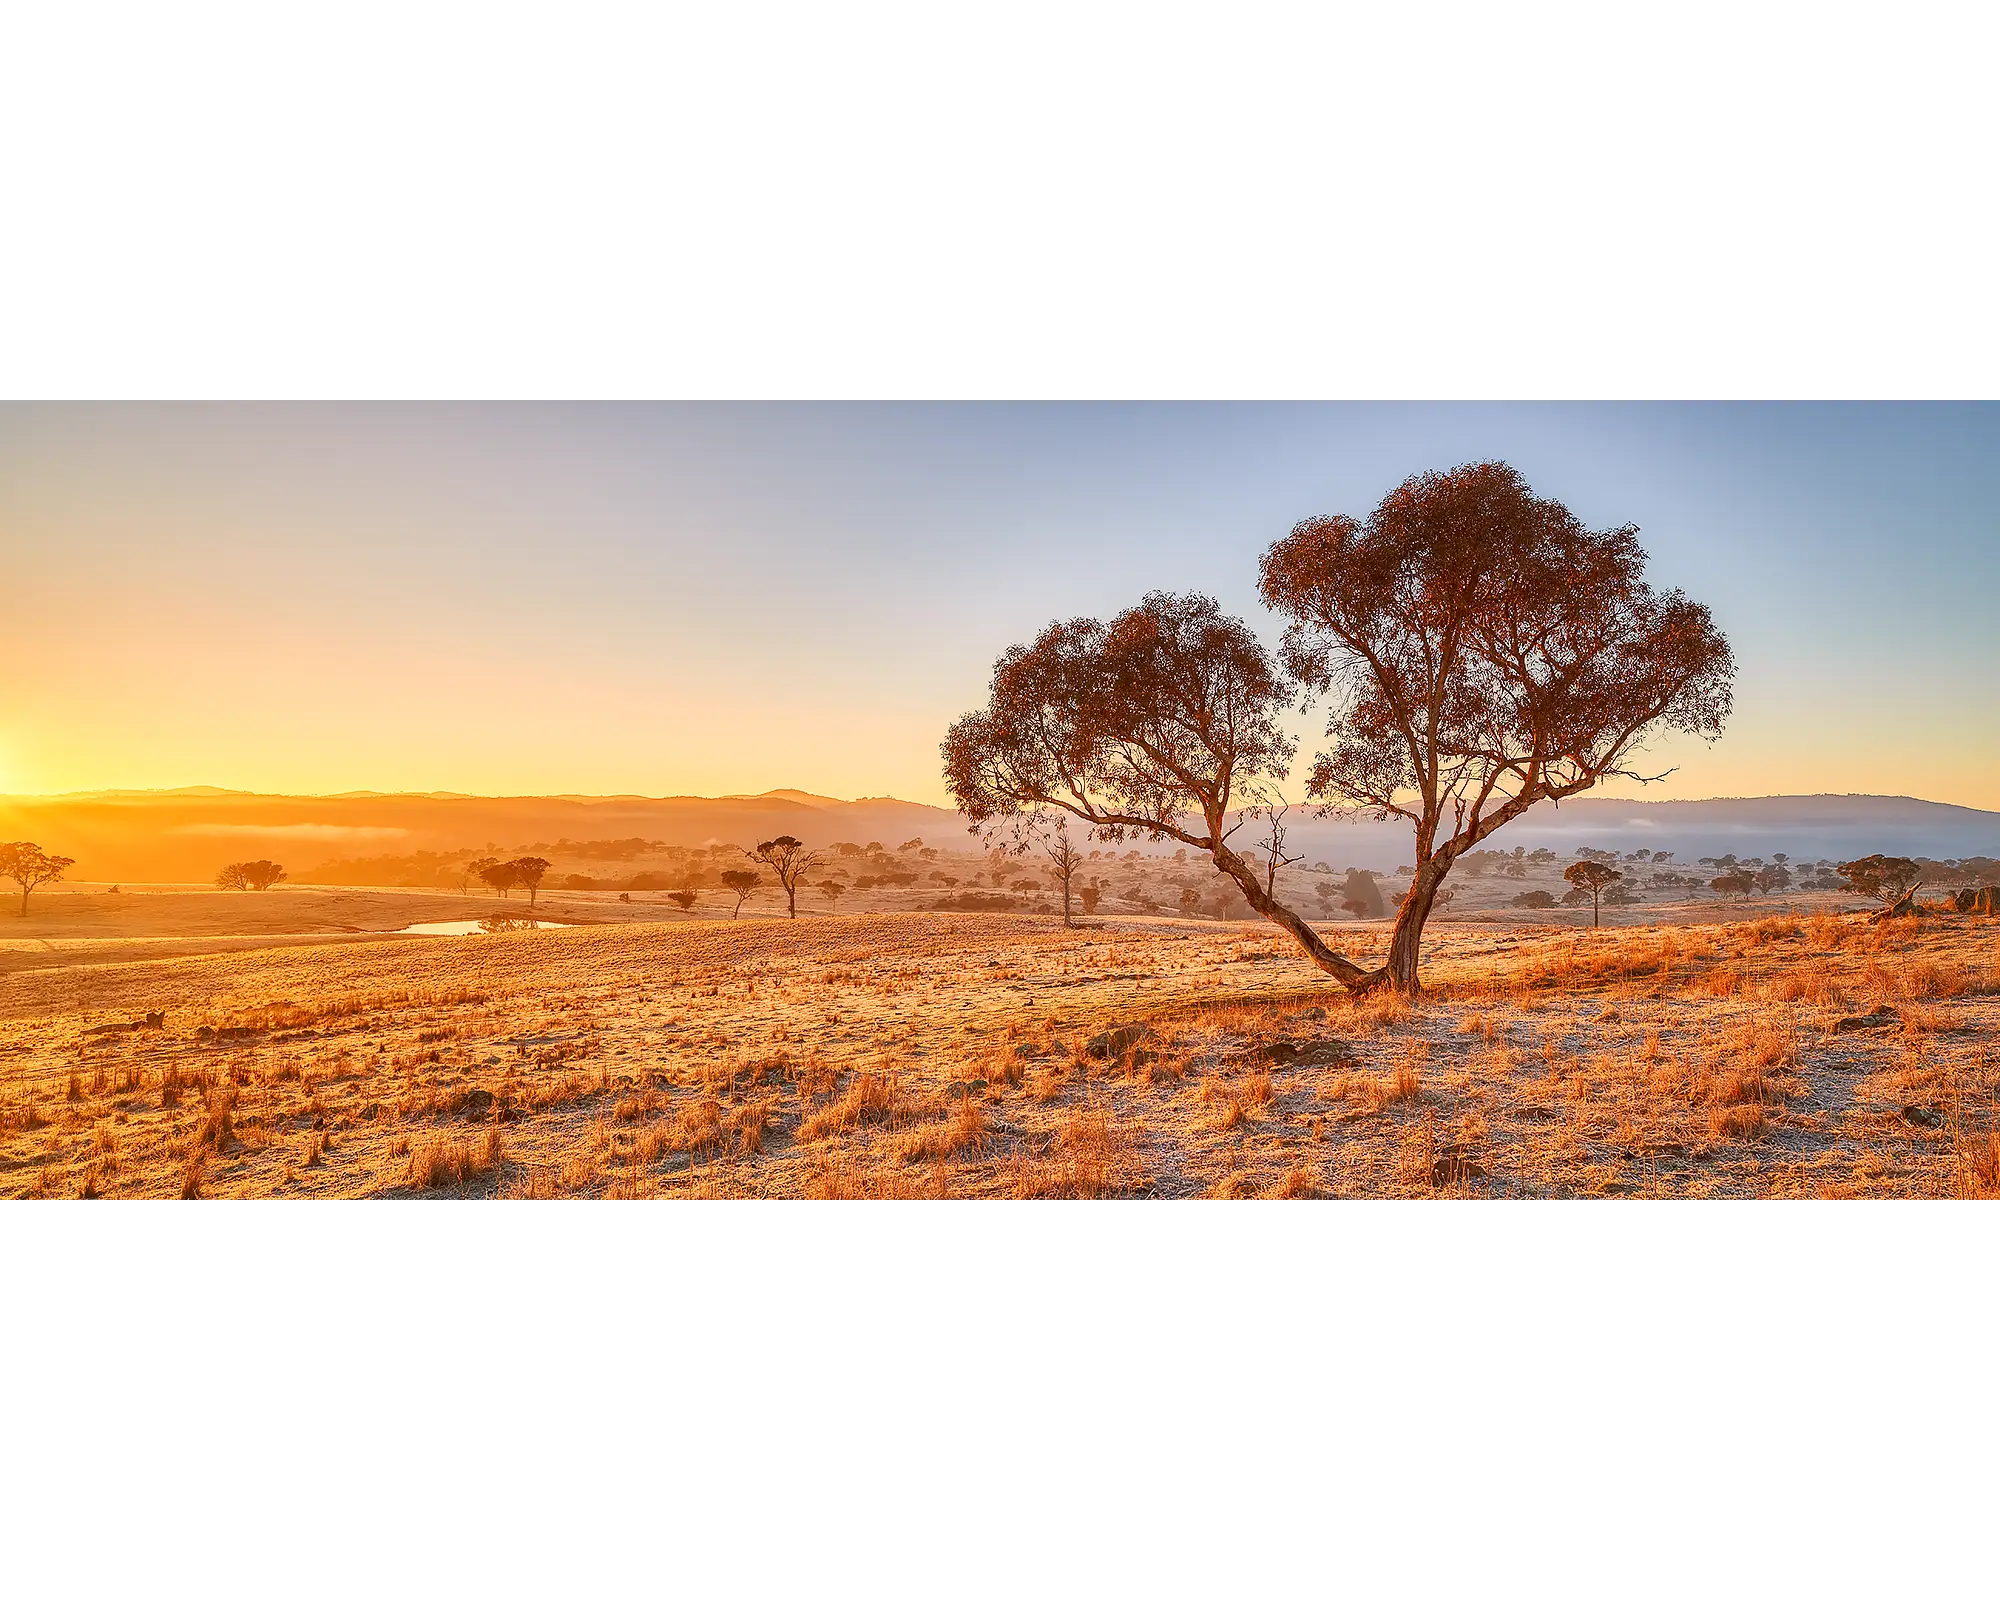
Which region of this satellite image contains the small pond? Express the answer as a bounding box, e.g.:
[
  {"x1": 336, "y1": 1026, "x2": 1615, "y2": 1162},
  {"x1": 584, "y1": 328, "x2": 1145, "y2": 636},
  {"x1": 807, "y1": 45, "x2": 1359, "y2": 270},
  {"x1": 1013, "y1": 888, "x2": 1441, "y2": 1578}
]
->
[{"x1": 398, "y1": 918, "x2": 570, "y2": 936}]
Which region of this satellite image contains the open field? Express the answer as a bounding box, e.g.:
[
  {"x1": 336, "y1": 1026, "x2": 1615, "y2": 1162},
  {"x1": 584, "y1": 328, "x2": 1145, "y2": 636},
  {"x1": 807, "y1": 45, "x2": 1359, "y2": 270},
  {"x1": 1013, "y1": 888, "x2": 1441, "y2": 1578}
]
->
[{"x1": 4, "y1": 890, "x2": 1997, "y2": 1199}]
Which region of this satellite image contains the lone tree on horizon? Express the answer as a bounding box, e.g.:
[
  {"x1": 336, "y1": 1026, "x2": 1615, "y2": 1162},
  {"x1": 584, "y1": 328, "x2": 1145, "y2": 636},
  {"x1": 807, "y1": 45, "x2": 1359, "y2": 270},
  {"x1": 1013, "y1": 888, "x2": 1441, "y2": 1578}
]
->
[
  {"x1": 720, "y1": 868, "x2": 761, "y2": 918},
  {"x1": 817, "y1": 879, "x2": 846, "y2": 912},
  {"x1": 1, "y1": 842, "x2": 76, "y2": 916},
  {"x1": 944, "y1": 462, "x2": 1734, "y2": 996},
  {"x1": 1562, "y1": 860, "x2": 1622, "y2": 928},
  {"x1": 216, "y1": 859, "x2": 287, "y2": 891},
  {"x1": 749, "y1": 836, "x2": 820, "y2": 918},
  {"x1": 479, "y1": 860, "x2": 520, "y2": 897},
  {"x1": 1039, "y1": 821, "x2": 1084, "y2": 926},
  {"x1": 507, "y1": 856, "x2": 551, "y2": 906}
]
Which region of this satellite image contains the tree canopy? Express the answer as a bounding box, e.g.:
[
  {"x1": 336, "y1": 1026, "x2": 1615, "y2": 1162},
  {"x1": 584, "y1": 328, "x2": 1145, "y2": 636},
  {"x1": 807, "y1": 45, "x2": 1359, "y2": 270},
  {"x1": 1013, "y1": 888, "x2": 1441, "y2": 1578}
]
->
[
  {"x1": 1, "y1": 841, "x2": 76, "y2": 915},
  {"x1": 1837, "y1": 854, "x2": 1922, "y2": 910},
  {"x1": 1562, "y1": 860, "x2": 1622, "y2": 928},
  {"x1": 749, "y1": 836, "x2": 819, "y2": 918},
  {"x1": 944, "y1": 462, "x2": 1735, "y2": 996},
  {"x1": 1260, "y1": 461, "x2": 1734, "y2": 988}
]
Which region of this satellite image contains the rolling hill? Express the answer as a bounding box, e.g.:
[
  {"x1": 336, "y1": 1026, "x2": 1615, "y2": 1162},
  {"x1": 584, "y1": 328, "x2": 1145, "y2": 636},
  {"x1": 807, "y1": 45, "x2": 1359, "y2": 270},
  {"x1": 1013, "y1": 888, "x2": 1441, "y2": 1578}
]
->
[{"x1": 0, "y1": 787, "x2": 1994, "y2": 885}]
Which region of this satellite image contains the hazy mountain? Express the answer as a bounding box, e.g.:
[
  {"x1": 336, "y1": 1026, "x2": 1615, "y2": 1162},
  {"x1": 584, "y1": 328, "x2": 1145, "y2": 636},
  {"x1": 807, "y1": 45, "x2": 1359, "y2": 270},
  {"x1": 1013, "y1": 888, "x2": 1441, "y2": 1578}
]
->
[
  {"x1": 1, "y1": 786, "x2": 1992, "y2": 884},
  {"x1": 0, "y1": 787, "x2": 966, "y2": 883}
]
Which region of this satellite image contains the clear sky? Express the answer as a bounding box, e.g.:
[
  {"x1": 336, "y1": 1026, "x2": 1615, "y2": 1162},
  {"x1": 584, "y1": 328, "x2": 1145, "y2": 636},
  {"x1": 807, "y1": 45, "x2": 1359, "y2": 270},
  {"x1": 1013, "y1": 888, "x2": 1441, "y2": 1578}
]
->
[{"x1": 3, "y1": 402, "x2": 1996, "y2": 810}]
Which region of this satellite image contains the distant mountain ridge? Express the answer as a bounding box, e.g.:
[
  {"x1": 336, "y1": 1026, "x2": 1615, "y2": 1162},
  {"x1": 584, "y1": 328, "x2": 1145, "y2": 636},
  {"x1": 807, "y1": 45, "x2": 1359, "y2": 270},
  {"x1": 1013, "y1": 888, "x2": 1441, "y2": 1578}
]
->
[{"x1": 1, "y1": 787, "x2": 1994, "y2": 884}]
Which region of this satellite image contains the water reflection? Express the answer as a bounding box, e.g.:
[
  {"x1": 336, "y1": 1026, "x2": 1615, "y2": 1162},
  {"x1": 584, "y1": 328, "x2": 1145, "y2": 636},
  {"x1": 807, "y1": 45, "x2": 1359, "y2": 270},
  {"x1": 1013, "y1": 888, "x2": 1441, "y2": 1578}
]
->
[{"x1": 399, "y1": 918, "x2": 567, "y2": 936}]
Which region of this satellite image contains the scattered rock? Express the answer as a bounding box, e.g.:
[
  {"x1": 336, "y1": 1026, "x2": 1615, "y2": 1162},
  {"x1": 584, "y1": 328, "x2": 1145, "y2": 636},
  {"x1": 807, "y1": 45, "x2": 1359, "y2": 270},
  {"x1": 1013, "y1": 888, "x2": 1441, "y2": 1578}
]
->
[
  {"x1": 1955, "y1": 886, "x2": 2000, "y2": 914},
  {"x1": 1085, "y1": 1024, "x2": 1154, "y2": 1059},
  {"x1": 1833, "y1": 1006, "x2": 1898, "y2": 1033},
  {"x1": 1901, "y1": 1104, "x2": 1941, "y2": 1128},
  {"x1": 461, "y1": 1088, "x2": 495, "y2": 1119},
  {"x1": 1251, "y1": 1040, "x2": 1301, "y2": 1065},
  {"x1": 1430, "y1": 1149, "x2": 1486, "y2": 1187}
]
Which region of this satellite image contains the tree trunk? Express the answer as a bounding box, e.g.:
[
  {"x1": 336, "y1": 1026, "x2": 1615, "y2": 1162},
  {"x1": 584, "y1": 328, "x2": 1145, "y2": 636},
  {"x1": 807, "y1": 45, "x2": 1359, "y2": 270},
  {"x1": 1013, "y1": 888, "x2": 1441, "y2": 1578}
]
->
[
  {"x1": 1062, "y1": 875, "x2": 1072, "y2": 927},
  {"x1": 785, "y1": 881, "x2": 797, "y2": 918},
  {"x1": 1211, "y1": 845, "x2": 1384, "y2": 992},
  {"x1": 1592, "y1": 892, "x2": 1600, "y2": 929},
  {"x1": 1385, "y1": 866, "x2": 1444, "y2": 996}
]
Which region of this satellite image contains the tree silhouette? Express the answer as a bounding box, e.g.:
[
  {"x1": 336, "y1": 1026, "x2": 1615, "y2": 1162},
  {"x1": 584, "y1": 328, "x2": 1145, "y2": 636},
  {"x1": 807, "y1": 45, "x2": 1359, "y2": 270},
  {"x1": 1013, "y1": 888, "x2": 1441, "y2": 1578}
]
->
[
  {"x1": 748, "y1": 836, "x2": 819, "y2": 919},
  {"x1": 1837, "y1": 854, "x2": 1923, "y2": 914},
  {"x1": 508, "y1": 856, "x2": 551, "y2": 906},
  {"x1": 1754, "y1": 863, "x2": 1792, "y2": 895},
  {"x1": 1178, "y1": 886, "x2": 1203, "y2": 919},
  {"x1": 1339, "y1": 868, "x2": 1385, "y2": 919},
  {"x1": 1, "y1": 842, "x2": 76, "y2": 916},
  {"x1": 1710, "y1": 870, "x2": 1756, "y2": 899},
  {"x1": 817, "y1": 880, "x2": 846, "y2": 912},
  {"x1": 667, "y1": 889, "x2": 698, "y2": 912},
  {"x1": 467, "y1": 857, "x2": 503, "y2": 896},
  {"x1": 217, "y1": 859, "x2": 286, "y2": 891},
  {"x1": 720, "y1": 868, "x2": 760, "y2": 918},
  {"x1": 1039, "y1": 821, "x2": 1083, "y2": 926},
  {"x1": 1258, "y1": 461, "x2": 1734, "y2": 991},
  {"x1": 1562, "y1": 860, "x2": 1622, "y2": 928},
  {"x1": 1079, "y1": 884, "x2": 1101, "y2": 916},
  {"x1": 480, "y1": 860, "x2": 520, "y2": 897}
]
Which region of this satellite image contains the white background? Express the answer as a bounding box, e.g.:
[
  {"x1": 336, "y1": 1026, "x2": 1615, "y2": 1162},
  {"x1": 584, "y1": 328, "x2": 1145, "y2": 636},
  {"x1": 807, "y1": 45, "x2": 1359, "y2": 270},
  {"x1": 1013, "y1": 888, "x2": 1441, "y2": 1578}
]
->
[{"x1": 4, "y1": 3, "x2": 1997, "y2": 1595}]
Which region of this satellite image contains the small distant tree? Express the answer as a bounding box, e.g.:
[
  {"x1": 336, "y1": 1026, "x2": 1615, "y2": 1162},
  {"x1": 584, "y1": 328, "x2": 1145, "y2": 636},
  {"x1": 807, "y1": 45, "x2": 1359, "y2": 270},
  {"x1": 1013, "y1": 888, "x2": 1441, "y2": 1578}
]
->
[
  {"x1": 218, "y1": 859, "x2": 286, "y2": 892},
  {"x1": 1040, "y1": 821, "x2": 1083, "y2": 926},
  {"x1": 667, "y1": 889, "x2": 698, "y2": 912},
  {"x1": 720, "y1": 868, "x2": 761, "y2": 918},
  {"x1": 1562, "y1": 860, "x2": 1622, "y2": 928},
  {"x1": 1340, "y1": 868, "x2": 1385, "y2": 919},
  {"x1": 508, "y1": 856, "x2": 551, "y2": 906},
  {"x1": 466, "y1": 856, "x2": 500, "y2": 894},
  {"x1": 1178, "y1": 886, "x2": 1202, "y2": 919},
  {"x1": 480, "y1": 860, "x2": 520, "y2": 897},
  {"x1": 818, "y1": 880, "x2": 846, "y2": 912},
  {"x1": 1, "y1": 842, "x2": 77, "y2": 916},
  {"x1": 1079, "y1": 884, "x2": 1101, "y2": 916},
  {"x1": 1754, "y1": 863, "x2": 1791, "y2": 895},
  {"x1": 1836, "y1": 854, "x2": 1923, "y2": 914},
  {"x1": 749, "y1": 836, "x2": 820, "y2": 919},
  {"x1": 1512, "y1": 889, "x2": 1557, "y2": 909},
  {"x1": 1710, "y1": 870, "x2": 1756, "y2": 899}
]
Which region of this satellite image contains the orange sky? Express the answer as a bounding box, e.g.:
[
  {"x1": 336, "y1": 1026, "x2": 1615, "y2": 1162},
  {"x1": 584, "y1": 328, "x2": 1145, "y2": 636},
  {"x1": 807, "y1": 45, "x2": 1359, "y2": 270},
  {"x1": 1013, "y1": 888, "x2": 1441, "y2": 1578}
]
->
[{"x1": 4, "y1": 403, "x2": 1997, "y2": 811}]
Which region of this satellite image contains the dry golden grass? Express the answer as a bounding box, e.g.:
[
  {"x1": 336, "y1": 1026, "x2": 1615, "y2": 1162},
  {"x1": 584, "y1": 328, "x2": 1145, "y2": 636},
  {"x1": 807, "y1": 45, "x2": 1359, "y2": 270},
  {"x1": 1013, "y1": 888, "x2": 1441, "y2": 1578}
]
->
[
  {"x1": 3, "y1": 897, "x2": 1997, "y2": 1198},
  {"x1": 408, "y1": 1129, "x2": 503, "y2": 1189}
]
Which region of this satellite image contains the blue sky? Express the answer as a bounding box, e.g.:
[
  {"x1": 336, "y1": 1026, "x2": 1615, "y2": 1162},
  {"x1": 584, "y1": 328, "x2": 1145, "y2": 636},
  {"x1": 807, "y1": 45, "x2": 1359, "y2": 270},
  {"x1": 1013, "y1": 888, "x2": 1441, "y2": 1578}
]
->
[{"x1": 2, "y1": 402, "x2": 1995, "y2": 807}]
